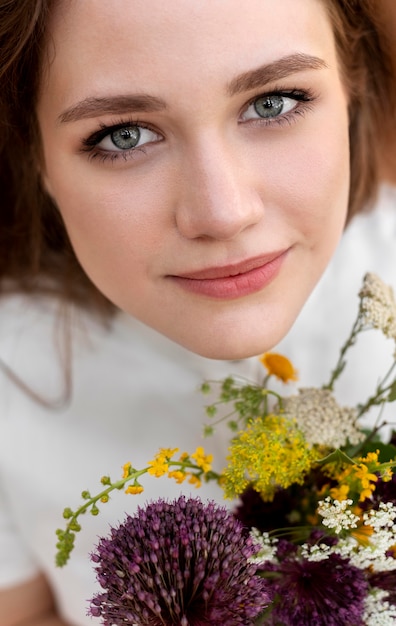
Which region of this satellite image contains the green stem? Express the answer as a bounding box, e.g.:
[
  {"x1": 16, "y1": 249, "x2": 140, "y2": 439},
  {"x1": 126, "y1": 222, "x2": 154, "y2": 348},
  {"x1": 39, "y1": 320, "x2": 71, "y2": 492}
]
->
[
  {"x1": 357, "y1": 370, "x2": 396, "y2": 419},
  {"x1": 323, "y1": 316, "x2": 364, "y2": 391},
  {"x1": 55, "y1": 458, "x2": 215, "y2": 568}
]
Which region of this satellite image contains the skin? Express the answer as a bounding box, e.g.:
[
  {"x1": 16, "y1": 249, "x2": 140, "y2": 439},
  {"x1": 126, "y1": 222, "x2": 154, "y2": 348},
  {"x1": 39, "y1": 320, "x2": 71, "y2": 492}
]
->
[
  {"x1": 37, "y1": 0, "x2": 350, "y2": 361},
  {"x1": 0, "y1": 574, "x2": 68, "y2": 626}
]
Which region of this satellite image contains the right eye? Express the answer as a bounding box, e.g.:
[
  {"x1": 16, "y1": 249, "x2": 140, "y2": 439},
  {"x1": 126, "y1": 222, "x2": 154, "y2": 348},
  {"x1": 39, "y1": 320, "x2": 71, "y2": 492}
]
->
[{"x1": 97, "y1": 125, "x2": 161, "y2": 152}]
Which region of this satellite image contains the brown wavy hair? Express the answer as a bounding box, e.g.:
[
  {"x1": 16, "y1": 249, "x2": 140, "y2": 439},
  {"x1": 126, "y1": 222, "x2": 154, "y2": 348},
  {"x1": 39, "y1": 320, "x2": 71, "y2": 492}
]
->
[{"x1": 0, "y1": 0, "x2": 394, "y2": 308}]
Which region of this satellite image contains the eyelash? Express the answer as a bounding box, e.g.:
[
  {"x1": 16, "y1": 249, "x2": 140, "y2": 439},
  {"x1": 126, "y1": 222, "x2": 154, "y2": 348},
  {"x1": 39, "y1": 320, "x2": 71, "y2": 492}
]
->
[
  {"x1": 243, "y1": 88, "x2": 316, "y2": 127},
  {"x1": 80, "y1": 118, "x2": 156, "y2": 163},
  {"x1": 80, "y1": 87, "x2": 317, "y2": 164}
]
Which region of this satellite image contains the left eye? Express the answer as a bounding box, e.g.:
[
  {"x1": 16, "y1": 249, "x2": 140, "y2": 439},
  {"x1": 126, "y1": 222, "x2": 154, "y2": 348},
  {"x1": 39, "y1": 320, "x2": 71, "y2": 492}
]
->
[
  {"x1": 241, "y1": 94, "x2": 297, "y2": 121},
  {"x1": 98, "y1": 126, "x2": 160, "y2": 151}
]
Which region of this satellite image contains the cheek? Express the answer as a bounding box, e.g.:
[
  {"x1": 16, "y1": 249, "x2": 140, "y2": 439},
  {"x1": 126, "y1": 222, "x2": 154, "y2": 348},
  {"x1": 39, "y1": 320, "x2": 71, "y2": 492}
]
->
[
  {"x1": 274, "y1": 113, "x2": 350, "y2": 241},
  {"x1": 47, "y1": 166, "x2": 171, "y2": 271}
]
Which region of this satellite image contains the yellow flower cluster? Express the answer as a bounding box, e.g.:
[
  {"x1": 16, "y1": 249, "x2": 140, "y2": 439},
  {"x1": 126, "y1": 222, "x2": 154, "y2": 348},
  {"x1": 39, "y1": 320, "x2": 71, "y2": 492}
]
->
[
  {"x1": 328, "y1": 451, "x2": 388, "y2": 503},
  {"x1": 120, "y1": 447, "x2": 214, "y2": 497},
  {"x1": 148, "y1": 447, "x2": 179, "y2": 478},
  {"x1": 222, "y1": 415, "x2": 317, "y2": 500}
]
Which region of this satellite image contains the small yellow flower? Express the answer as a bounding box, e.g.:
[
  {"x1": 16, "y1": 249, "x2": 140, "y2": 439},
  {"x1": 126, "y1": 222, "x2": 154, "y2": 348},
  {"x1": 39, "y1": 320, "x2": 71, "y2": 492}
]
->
[
  {"x1": 260, "y1": 353, "x2": 298, "y2": 383},
  {"x1": 354, "y1": 459, "x2": 379, "y2": 502},
  {"x1": 158, "y1": 447, "x2": 179, "y2": 459},
  {"x1": 364, "y1": 452, "x2": 379, "y2": 463},
  {"x1": 147, "y1": 447, "x2": 180, "y2": 477},
  {"x1": 148, "y1": 457, "x2": 169, "y2": 477},
  {"x1": 330, "y1": 484, "x2": 350, "y2": 501},
  {"x1": 188, "y1": 474, "x2": 202, "y2": 488},
  {"x1": 191, "y1": 446, "x2": 213, "y2": 473},
  {"x1": 381, "y1": 468, "x2": 393, "y2": 482},
  {"x1": 122, "y1": 462, "x2": 132, "y2": 479},
  {"x1": 125, "y1": 484, "x2": 144, "y2": 495},
  {"x1": 168, "y1": 470, "x2": 186, "y2": 484}
]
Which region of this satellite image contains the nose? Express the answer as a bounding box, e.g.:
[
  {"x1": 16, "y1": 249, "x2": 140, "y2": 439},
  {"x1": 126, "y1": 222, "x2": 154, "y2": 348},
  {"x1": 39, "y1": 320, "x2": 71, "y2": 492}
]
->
[{"x1": 175, "y1": 138, "x2": 264, "y2": 241}]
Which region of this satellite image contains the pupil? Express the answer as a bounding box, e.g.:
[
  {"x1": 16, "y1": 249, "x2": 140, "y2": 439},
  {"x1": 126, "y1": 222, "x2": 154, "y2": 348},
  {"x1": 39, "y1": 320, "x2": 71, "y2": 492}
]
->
[
  {"x1": 254, "y1": 95, "x2": 284, "y2": 118},
  {"x1": 112, "y1": 127, "x2": 140, "y2": 149}
]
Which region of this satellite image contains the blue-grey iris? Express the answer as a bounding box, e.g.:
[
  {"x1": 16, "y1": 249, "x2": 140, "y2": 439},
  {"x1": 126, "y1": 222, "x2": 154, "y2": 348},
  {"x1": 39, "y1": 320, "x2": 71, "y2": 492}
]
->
[
  {"x1": 111, "y1": 127, "x2": 140, "y2": 150},
  {"x1": 254, "y1": 95, "x2": 284, "y2": 118}
]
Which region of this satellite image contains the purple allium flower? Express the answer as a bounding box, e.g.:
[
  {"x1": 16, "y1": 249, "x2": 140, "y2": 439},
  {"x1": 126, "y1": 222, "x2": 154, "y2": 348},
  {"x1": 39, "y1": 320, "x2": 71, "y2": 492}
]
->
[
  {"x1": 260, "y1": 552, "x2": 368, "y2": 626},
  {"x1": 89, "y1": 496, "x2": 269, "y2": 625}
]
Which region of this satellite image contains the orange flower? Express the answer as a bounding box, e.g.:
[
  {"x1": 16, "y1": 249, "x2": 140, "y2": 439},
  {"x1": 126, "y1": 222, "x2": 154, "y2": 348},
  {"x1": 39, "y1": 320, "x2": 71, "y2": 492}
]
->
[{"x1": 260, "y1": 353, "x2": 298, "y2": 383}]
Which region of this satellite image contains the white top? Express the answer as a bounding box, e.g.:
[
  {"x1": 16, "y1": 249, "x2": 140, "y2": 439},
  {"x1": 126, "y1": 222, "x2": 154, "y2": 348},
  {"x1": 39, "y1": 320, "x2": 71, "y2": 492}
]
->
[{"x1": 0, "y1": 184, "x2": 395, "y2": 625}]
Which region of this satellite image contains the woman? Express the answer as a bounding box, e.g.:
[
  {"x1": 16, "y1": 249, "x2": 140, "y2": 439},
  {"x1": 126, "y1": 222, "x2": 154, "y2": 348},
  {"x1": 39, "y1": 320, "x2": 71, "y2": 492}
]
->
[{"x1": 0, "y1": 1, "x2": 395, "y2": 624}]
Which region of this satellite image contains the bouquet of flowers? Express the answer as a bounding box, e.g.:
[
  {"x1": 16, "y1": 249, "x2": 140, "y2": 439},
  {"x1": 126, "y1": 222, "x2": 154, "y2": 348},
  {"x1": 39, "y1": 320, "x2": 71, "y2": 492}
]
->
[{"x1": 56, "y1": 273, "x2": 396, "y2": 625}]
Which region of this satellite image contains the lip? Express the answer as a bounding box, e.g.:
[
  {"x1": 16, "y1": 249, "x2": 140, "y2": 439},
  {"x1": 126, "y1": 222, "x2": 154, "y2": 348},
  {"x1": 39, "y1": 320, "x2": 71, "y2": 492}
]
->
[{"x1": 169, "y1": 249, "x2": 289, "y2": 299}]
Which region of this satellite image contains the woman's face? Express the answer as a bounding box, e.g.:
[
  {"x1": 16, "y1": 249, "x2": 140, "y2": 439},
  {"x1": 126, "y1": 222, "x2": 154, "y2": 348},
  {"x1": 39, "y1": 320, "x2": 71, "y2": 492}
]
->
[{"x1": 37, "y1": 0, "x2": 349, "y2": 359}]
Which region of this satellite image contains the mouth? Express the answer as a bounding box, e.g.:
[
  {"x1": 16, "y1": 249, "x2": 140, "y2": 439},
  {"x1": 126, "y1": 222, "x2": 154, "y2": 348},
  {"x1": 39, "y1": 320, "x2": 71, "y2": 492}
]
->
[{"x1": 169, "y1": 249, "x2": 290, "y2": 299}]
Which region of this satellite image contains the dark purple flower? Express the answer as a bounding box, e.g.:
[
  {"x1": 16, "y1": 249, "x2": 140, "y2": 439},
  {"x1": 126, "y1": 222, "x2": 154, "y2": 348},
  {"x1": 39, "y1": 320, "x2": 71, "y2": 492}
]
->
[
  {"x1": 260, "y1": 552, "x2": 368, "y2": 626},
  {"x1": 235, "y1": 469, "x2": 335, "y2": 534},
  {"x1": 369, "y1": 570, "x2": 396, "y2": 605},
  {"x1": 89, "y1": 496, "x2": 269, "y2": 625},
  {"x1": 371, "y1": 473, "x2": 396, "y2": 508}
]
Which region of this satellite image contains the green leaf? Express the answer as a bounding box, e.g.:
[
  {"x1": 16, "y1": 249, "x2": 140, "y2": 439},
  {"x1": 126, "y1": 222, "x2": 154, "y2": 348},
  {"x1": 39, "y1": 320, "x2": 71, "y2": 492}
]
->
[{"x1": 316, "y1": 448, "x2": 357, "y2": 467}]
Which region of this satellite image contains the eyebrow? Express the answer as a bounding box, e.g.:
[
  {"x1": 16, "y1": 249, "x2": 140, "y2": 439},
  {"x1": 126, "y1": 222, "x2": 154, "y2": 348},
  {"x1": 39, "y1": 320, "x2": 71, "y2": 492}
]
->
[
  {"x1": 58, "y1": 94, "x2": 167, "y2": 124},
  {"x1": 227, "y1": 53, "x2": 328, "y2": 95},
  {"x1": 58, "y1": 53, "x2": 327, "y2": 124}
]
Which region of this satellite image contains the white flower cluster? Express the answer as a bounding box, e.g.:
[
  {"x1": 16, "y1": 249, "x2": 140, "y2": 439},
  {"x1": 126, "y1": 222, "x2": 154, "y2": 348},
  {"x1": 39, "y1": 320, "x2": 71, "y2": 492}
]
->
[
  {"x1": 303, "y1": 500, "x2": 396, "y2": 575},
  {"x1": 281, "y1": 388, "x2": 363, "y2": 448},
  {"x1": 359, "y1": 272, "x2": 396, "y2": 340},
  {"x1": 301, "y1": 542, "x2": 333, "y2": 562},
  {"x1": 318, "y1": 497, "x2": 359, "y2": 534},
  {"x1": 354, "y1": 502, "x2": 396, "y2": 572},
  {"x1": 249, "y1": 529, "x2": 278, "y2": 564},
  {"x1": 363, "y1": 589, "x2": 396, "y2": 626},
  {"x1": 364, "y1": 501, "x2": 396, "y2": 532},
  {"x1": 251, "y1": 500, "x2": 396, "y2": 622}
]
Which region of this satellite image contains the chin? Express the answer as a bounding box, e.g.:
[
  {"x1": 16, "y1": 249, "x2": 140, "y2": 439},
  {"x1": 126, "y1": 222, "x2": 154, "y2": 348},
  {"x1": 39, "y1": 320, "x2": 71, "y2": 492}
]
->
[{"x1": 170, "y1": 316, "x2": 298, "y2": 361}]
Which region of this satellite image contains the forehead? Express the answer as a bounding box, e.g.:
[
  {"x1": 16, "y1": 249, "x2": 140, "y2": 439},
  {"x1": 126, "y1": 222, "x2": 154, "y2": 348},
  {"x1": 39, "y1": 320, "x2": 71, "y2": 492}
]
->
[{"x1": 41, "y1": 0, "x2": 337, "y2": 107}]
